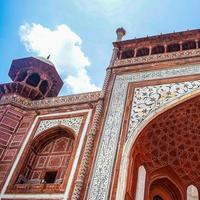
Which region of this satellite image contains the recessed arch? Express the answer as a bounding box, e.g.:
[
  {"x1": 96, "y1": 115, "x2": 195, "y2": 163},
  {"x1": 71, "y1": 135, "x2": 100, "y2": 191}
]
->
[
  {"x1": 136, "y1": 47, "x2": 150, "y2": 57},
  {"x1": 167, "y1": 43, "x2": 180, "y2": 52},
  {"x1": 26, "y1": 73, "x2": 40, "y2": 87},
  {"x1": 116, "y1": 89, "x2": 200, "y2": 200},
  {"x1": 15, "y1": 125, "x2": 75, "y2": 187},
  {"x1": 151, "y1": 45, "x2": 165, "y2": 55},
  {"x1": 121, "y1": 49, "x2": 134, "y2": 59},
  {"x1": 182, "y1": 40, "x2": 196, "y2": 50},
  {"x1": 150, "y1": 178, "x2": 182, "y2": 200}
]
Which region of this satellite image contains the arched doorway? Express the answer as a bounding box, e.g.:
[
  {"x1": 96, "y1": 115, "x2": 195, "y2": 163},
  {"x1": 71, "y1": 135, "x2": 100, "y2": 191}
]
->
[{"x1": 124, "y1": 94, "x2": 200, "y2": 199}]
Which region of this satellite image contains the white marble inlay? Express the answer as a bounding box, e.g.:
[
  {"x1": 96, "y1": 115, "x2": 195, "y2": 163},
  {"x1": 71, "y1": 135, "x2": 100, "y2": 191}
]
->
[
  {"x1": 88, "y1": 64, "x2": 200, "y2": 200},
  {"x1": 128, "y1": 80, "x2": 200, "y2": 139},
  {"x1": 34, "y1": 117, "x2": 83, "y2": 137},
  {"x1": 187, "y1": 185, "x2": 199, "y2": 200},
  {"x1": 135, "y1": 166, "x2": 146, "y2": 200}
]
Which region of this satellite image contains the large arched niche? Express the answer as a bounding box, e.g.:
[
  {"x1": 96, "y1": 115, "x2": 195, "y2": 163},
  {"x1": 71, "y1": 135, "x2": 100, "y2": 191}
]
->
[
  {"x1": 117, "y1": 92, "x2": 200, "y2": 200},
  {"x1": 9, "y1": 125, "x2": 76, "y2": 193}
]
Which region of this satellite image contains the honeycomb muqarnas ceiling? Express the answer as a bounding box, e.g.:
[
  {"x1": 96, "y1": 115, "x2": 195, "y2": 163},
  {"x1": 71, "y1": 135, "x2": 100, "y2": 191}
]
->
[{"x1": 134, "y1": 95, "x2": 200, "y2": 187}]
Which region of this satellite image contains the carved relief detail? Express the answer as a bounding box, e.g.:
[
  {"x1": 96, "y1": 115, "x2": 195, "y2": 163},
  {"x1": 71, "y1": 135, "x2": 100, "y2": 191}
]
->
[
  {"x1": 0, "y1": 91, "x2": 100, "y2": 109},
  {"x1": 88, "y1": 64, "x2": 200, "y2": 200}
]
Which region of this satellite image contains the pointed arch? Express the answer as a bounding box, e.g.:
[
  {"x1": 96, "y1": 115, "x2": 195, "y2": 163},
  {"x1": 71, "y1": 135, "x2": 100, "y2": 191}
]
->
[
  {"x1": 15, "y1": 125, "x2": 75, "y2": 191},
  {"x1": 116, "y1": 90, "x2": 200, "y2": 200}
]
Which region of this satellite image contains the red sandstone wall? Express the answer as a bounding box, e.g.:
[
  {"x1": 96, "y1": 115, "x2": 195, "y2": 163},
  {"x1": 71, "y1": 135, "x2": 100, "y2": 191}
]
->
[{"x1": 0, "y1": 105, "x2": 36, "y2": 191}]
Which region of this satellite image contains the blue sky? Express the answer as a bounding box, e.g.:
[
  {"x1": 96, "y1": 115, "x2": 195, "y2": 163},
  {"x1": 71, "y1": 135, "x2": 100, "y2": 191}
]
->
[{"x1": 1, "y1": 0, "x2": 200, "y2": 95}]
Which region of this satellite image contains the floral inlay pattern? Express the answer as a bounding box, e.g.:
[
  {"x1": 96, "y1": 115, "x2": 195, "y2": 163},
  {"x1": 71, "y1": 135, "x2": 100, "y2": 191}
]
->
[
  {"x1": 34, "y1": 117, "x2": 83, "y2": 137},
  {"x1": 128, "y1": 80, "x2": 200, "y2": 139}
]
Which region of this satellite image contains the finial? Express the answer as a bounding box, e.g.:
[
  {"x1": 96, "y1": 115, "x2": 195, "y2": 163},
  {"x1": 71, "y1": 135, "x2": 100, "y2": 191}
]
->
[
  {"x1": 47, "y1": 54, "x2": 50, "y2": 60},
  {"x1": 116, "y1": 27, "x2": 126, "y2": 41}
]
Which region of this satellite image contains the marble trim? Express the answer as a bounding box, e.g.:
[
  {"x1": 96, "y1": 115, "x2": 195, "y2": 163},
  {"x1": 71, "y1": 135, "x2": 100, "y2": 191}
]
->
[{"x1": 88, "y1": 64, "x2": 200, "y2": 200}]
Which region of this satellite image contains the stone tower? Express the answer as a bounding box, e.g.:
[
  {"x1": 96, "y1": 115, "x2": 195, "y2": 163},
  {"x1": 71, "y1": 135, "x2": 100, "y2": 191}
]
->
[{"x1": 0, "y1": 56, "x2": 63, "y2": 100}]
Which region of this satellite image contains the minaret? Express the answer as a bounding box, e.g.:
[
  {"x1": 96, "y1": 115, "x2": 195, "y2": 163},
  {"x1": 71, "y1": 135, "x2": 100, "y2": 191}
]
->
[
  {"x1": 109, "y1": 27, "x2": 126, "y2": 67},
  {"x1": 116, "y1": 27, "x2": 126, "y2": 41},
  {"x1": 0, "y1": 56, "x2": 63, "y2": 100}
]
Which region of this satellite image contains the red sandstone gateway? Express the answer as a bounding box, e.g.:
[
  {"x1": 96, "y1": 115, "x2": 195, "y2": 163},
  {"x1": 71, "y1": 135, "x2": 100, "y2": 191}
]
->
[{"x1": 1, "y1": 28, "x2": 200, "y2": 199}]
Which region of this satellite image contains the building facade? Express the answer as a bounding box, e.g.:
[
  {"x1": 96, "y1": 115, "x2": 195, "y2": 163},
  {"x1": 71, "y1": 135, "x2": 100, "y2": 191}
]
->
[{"x1": 0, "y1": 28, "x2": 200, "y2": 200}]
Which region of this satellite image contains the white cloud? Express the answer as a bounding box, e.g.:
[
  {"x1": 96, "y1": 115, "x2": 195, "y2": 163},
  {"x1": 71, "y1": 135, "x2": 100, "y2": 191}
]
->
[{"x1": 19, "y1": 23, "x2": 101, "y2": 94}]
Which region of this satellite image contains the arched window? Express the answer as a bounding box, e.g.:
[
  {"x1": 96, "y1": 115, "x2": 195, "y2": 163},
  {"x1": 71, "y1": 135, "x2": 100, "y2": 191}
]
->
[
  {"x1": 151, "y1": 46, "x2": 165, "y2": 55},
  {"x1": 187, "y1": 185, "x2": 198, "y2": 200},
  {"x1": 182, "y1": 41, "x2": 196, "y2": 50},
  {"x1": 167, "y1": 43, "x2": 180, "y2": 52},
  {"x1": 16, "y1": 126, "x2": 75, "y2": 186},
  {"x1": 136, "y1": 48, "x2": 149, "y2": 57},
  {"x1": 39, "y1": 80, "x2": 49, "y2": 95},
  {"x1": 153, "y1": 195, "x2": 163, "y2": 200},
  {"x1": 121, "y1": 49, "x2": 134, "y2": 59},
  {"x1": 16, "y1": 70, "x2": 27, "y2": 82},
  {"x1": 26, "y1": 73, "x2": 40, "y2": 87}
]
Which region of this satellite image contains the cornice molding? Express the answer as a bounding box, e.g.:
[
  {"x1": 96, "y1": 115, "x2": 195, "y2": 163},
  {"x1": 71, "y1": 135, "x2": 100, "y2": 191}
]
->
[
  {"x1": 0, "y1": 91, "x2": 101, "y2": 109},
  {"x1": 114, "y1": 49, "x2": 200, "y2": 67}
]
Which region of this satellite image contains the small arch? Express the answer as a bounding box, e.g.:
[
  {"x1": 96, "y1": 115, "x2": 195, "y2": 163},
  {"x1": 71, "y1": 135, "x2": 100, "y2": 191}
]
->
[
  {"x1": 187, "y1": 185, "x2": 198, "y2": 200},
  {"x1": 136, "y1": 47, "x2": 150, "y2": 57},
  {"x1": 16, "y1": 70, "x2": 27, "y2": 82},
  {"x1": 167, "y1": 43, "x2": 180, "y2": 52},
  {"x1": 39, "y1": 80, "x2": 49, "y2": 95},
  {"x1": 182, "y1": 41, "x2": 196, "y2": 50},
  {"x1": 151, "y1": 45, "x2": 165, "y2": 55},
  {"x1": 26, "y1": 73, "x2": 40, "y2": 87},
  {"x1": 153, "y1": 195, "x2": 163, "y2": 200},
  {"x1": 150, "y1": 178, "x2": 182, "y2": 200},
  {"x1": 121, "y1": 49, "x2": 134, "y2": 59}
]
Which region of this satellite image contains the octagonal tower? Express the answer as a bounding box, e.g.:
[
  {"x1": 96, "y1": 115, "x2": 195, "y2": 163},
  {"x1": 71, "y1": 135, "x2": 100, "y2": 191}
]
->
[{"x1": 0, "y1": 56, "x2": 63, "y2": 100}]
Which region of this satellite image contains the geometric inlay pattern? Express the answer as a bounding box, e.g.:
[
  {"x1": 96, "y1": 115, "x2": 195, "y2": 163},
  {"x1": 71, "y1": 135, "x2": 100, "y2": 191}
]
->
[
  {"x1": 34, "y1": 117, "x2": 83, "y2": 137},
  {"x1": 134, "y1": 95, "x2": 200, "y2": 188},
  {"x1": 128, "y1": 80, "x2": 200, "y2": 139}
]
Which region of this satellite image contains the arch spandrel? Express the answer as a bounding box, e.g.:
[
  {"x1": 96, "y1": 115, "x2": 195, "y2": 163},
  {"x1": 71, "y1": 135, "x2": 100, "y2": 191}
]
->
[{"x1": 34, "y1": 116, "x2": 83, "y2": 138}]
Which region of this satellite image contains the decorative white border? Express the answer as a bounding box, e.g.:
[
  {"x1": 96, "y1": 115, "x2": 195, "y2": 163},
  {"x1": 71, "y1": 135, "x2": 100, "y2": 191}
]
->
[
  {"x1": 1, "y1": 109, "x2": 92, "y2": 199},
  {"x1": 88, "y1": 64, "x2": 200, "y2": 200},
  {"x1": 34, "y1": 117, "x2": 83, "y2": 138}
]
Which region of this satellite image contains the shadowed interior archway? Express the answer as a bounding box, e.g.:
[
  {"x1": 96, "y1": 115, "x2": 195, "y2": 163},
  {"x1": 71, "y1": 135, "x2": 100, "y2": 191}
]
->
[{"x1": 125, "y1": 94, "x2": 200, "y2": 199}]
